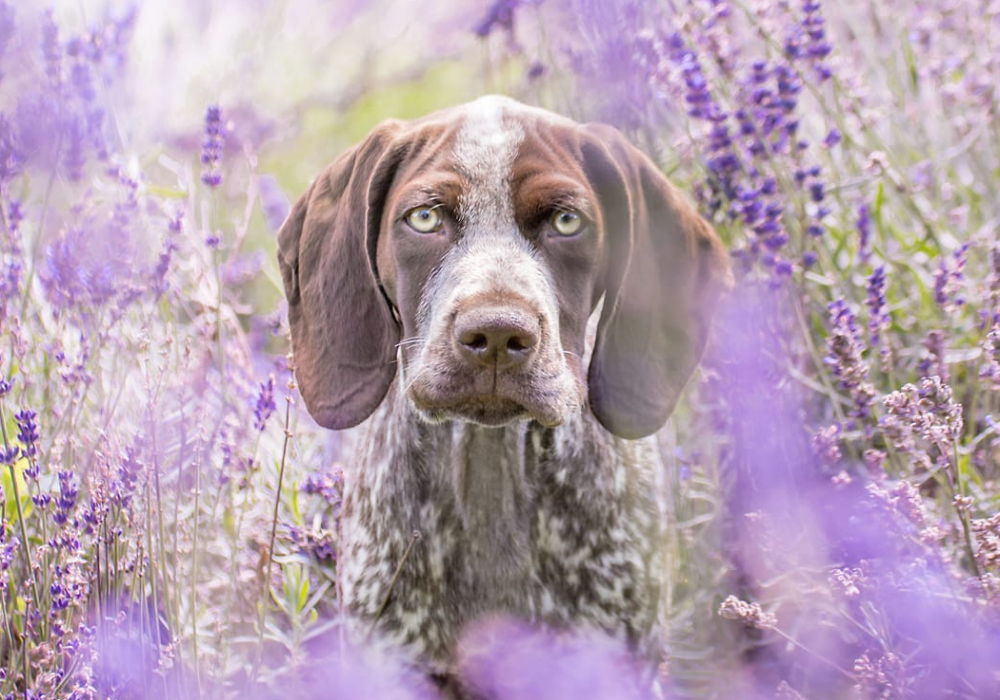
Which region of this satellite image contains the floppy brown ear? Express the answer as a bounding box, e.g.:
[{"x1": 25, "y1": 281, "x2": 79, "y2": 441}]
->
[
  {"x1": 583, "y1": 124, "x2": 733, "y2": 439},
  {"x1": 277, "y1": 121, "x2": 406, "y2": 429}
]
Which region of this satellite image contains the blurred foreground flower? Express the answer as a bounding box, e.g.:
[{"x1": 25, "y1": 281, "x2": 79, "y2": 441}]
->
[{"x1": 456, "y1": 617, "x2": 653, "y2": 700}]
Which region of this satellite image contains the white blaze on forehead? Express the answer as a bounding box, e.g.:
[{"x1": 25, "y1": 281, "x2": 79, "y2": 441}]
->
[
  {"x1": 453, "y1": 96, "x2": 525, "y2": 232},
  {"x1": 415, "y1": 96, "x2": 560, "y2": 340}
]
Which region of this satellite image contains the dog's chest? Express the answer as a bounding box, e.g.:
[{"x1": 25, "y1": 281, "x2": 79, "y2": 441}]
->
[{"x1": 339, "y1": 394, "x2": 665, "y2": 672}]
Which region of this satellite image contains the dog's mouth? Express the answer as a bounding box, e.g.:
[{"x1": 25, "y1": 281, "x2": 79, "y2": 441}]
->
[
  {"x1": 412, "y1": 393, "x2": 534, "y2": 427},
  {"x1": 408, "y1": 381, "x2": 574, "y2": 428},
  {"x1": 404, "y1": 331, "x2": 586, "y2": 428}
]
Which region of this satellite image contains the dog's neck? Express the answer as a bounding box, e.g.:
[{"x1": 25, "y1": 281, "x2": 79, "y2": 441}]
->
[
  {"x1": 344, "y1": 373, "x2": 665, "y2": 670},
  {"x1": 374, "y1": 377, "x2": 542, "y2": 586},
  {"x1": 449, "y1": 420, "x2": 534, "y2": 582}
]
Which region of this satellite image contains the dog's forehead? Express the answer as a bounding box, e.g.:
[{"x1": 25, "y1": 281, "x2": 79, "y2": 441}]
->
[
  {"x1": 442, "y1": 97, "x2": 583, "y2": 225},
  {"x1": 449, "y1": 98, "x2": 524, "y2": 230},
  {"x1": 404, "y1": 96, "x2": 580, "y2": 179}
]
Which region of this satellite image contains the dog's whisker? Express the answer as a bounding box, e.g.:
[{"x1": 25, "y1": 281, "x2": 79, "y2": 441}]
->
[{"x1": 396, "y1": 337, "x2": 426, "y2": 350}]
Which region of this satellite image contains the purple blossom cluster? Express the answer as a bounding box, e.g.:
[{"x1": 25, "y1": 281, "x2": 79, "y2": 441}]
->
[
  {"x1": 0, "y1": 5, "x2": 306, "y2": 698},
  {"x1": 882, "y1": 376, "x2": 963, "y2": 470},
  {"x1": 252, "y1": 374, "x2": 276, "y2": 432},
  {"x1": 584, "y1": 0, "x2": 839, "y2": 284},
  {"x1": 865, "y1": 265, "x2": 890, "y2": 366},
  {"x1": 933, "y1": 241, "x2": 970, "y2": 310},
  {"x1": 825, "y1": 298, "x2": 877, "y2": 424},
  {"x1": 201, "y1": 105, "x2": 224, "y2": 188}
]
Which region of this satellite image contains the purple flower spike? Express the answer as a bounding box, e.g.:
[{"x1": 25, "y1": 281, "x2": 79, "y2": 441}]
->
[
  {"x1": 866, "y1": 266, "x2": 891, "y2": 365},
  {"x1": 0, "y1": 444, "x2": 18, "y2": 465},
  {"x1": 826, "y1": 298, "x2": 876, "y2": 422},
  {"x1": 14, "y1": 408, "x2": 38, "y2": 459},
  {"x1": 856, "y1": 203, "x2": 872, "y2": 262},
  {"x1": 41, "y1": 10, "x2": 62, "y2": 89},
  {"x1": 200, "y1": 105, "x2": 224, "y2": 188},
  {"x1": 933, "y1": 242, "x2": 970, "y2": 310},
  {"x1": 253, "y1": 374, "x2": 276, "y2": 432},
  {"x1": 54, "y1": 471, "x2": 79, "y2": 526}
]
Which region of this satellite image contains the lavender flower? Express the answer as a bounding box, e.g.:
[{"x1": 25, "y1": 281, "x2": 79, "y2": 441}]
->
[
  {"x1": 825, "y1": 298, "x2": 876, "y2": 422},
  {"x1": 718, "y1": 594, "x2": 777, "y2": 629},
  {"x1": 980, "y1": 323, "x2": 1000, "y2": 389},
  {"x1": 856, "y1": 202, "x2": 872, "y2": 263},
  {"x1": 303, "y1": 468, "x2": 344, "y2": 509},
  {"x1": 288, "y1": 525, "x2": 337, "y2": 562},
  {"x1": 811, "y1": 423, "x2": 842, "y2": 465},
  {"x1": 788, "y1": 0, "x2": 833, "y2": 81},
  {"x1": 882, "y1": 376, "x2": 963, "y2": 465},
  {"x1": 41, "y1": 226, "x2": 120, "y2": 314},
  {"x1": 0, "y1": 526, "x2": 15, "y2": 594},
  {"x1": 866, "y1": 265, "x2": 891, "y2": 366},
  {"x1": 41, "y1": 10, "x2": 62, "y2": 90},
  {"x1": 456, "y1": 617, "x2": 651, "y2": 700},
  {"x1": 67, "y1": 38, "x2": 97, "y2": 104},
  {"x1": 200, "y1": 105, "x2": 224, "y2": 188},
  {"x1": 473, "y1": 0, "x2": 521, "y2": 38},
  {"x1": 853, "y1": 652, "x2": 909, "y2": 699},
  {"x1": 0, "y1": 443, "x2": 17, "y2": 465},
  {"x1": 972, "y1": 514, "x2": 1000, "y2": 573},
  {"x1": 15, "y1": 408, "x2": 38, "y2": 459},
  {"x1": 111, "y1": 445, "x2": 144, "y2": 508},
  {"x1": 829, "y1": 567, "x2": 866, "y2": 599},
  {"x1": 54, "y1": 471, "x2": 79, "y2": 526},
  {"x1": 933, "y1": 242, "x2": 969, "y2": 309},
  {"x1": 917, "y1": 329, "x2": 948, "y2": 383},
  {"x1": 252, "y1": 374, "x2": 276, "y2": 432}
]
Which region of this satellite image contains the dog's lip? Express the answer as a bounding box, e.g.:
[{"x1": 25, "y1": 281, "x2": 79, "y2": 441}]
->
[
  {"x1": 426, "y1": 396, "x2": 529, "y2": 426},
  {"x1": 409, "y1": 389, "x2": 564, "y2": 427}
]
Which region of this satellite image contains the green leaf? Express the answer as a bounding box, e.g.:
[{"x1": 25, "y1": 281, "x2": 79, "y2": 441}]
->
[
  {"x1": 146, "y1": 185, "x2": 189, "y2": 200},
  {"x1": 3, "y1": 460, "x2": 34, "y2": 524}
]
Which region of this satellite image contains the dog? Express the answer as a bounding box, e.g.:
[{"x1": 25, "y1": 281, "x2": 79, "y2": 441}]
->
[{"x1": 277, "y1": 95, "x2": 731, "y2": 689}]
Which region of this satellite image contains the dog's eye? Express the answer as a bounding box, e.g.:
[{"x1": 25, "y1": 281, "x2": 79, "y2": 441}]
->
[
  {"x1": 550, "y1": 210, "x2": 583, "y2": 236},
  {"x1": 405, "y1": 207, "x2": 443, "y2": 233}
]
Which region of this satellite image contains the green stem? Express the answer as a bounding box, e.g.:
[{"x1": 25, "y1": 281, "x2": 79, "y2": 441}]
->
[{"x1": 254, "y1": 389, "x2": 294, "y2": 676}]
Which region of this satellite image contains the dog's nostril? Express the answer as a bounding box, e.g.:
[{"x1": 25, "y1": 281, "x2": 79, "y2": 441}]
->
[
  {"x1": 506, "y1": 335, "x2": 531, "y2": 353},
  {"x1": 462, "y1": 333, "x2": 489, "y2": 351}
]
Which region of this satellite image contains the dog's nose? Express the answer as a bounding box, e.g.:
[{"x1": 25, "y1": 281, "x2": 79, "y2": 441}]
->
[{"x1": 454, "y1": 309, "x2": 539, "y2": 368}]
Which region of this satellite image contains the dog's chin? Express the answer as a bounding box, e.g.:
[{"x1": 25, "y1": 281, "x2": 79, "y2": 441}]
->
[{"x1": 409, "y1": 391, "x2": 569, "y2": 428}]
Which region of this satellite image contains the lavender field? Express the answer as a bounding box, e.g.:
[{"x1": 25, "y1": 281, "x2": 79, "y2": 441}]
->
[{"x1": 1, "y1": 0, "x2": 999, "y2": 698}]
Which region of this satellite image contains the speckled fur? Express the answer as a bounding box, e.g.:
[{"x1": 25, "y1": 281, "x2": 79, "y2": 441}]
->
[{"x1": 340, "y1": 378, "x2": 667, "y2": 674}]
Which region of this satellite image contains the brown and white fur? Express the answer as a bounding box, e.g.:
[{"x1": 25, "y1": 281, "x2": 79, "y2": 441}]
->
[{"x1": 277, "y1": 96, "x2": 731, "y2": 690}]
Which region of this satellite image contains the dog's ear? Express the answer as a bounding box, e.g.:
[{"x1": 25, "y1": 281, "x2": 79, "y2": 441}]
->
[
  {"x1": 277, "y1": 121, "x2": 407, "y2": 429},
  {"x1": 582, "y1": 124, "x2": 733, "y2": 439}
]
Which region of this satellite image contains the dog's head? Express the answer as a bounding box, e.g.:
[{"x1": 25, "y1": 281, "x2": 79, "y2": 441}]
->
[{"x1": 277, "y1": 96, "x2": 731, "y2": 439}]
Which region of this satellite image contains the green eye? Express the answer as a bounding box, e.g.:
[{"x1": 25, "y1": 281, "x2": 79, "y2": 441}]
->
[
  {"x1": 551, "y1": 210, "x2": 583, "y2": 236},
  {"x1": 406, "y1": 207, "x2": 443, "y2": 233}
]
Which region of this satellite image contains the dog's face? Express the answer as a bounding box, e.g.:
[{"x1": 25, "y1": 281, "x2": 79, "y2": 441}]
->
[
  {"x1": 278, "y1": 96, "x2": 731, "y2": 439},
  {"x1": 378, "y1": 100, "x2": 602, "y2": 428}
]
